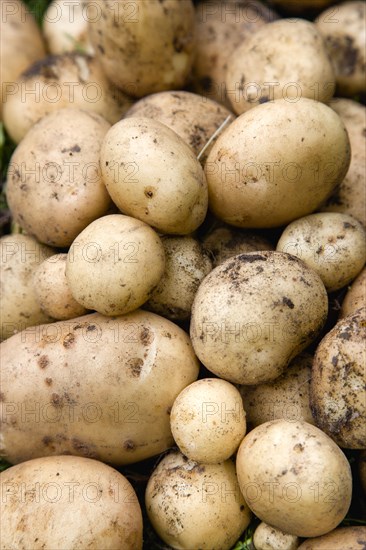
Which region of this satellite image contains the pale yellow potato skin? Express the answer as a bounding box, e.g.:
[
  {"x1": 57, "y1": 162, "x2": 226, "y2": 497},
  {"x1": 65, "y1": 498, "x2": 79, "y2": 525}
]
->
[
  {"x1": 253, "y1": 522, "x2": 299, "y2": 550},
  {"x1": 0, "y1": 310, "x2": 199, "y2": 465},
  {"x1": 0, "y1": 456, "x2": 143, "y2": 550},
  {"x1": 340, "y1": 268, "x2": 366, "y2": 318},
  {"x1": 205, "y1": 98, "x2": 350, "y2": 228},
  {"x1": 170, "y1": 378, "x2": 246, "y2": 463},
  {"x1": 100, "y1": 118, "x2": 208, "y2": 235},
  {"x1": 190, "y1": 251, "x2": 328, "y2": 385},
  {"x1": 6, "y1": 108, "x2": 111, "y2": 247},
  {"x1": 298, "y1": 526, "x2": 366, "y2": 550},
  {"x1": 0, "y1": 234, "x2": 55, "y2": 341},
  {"x1": 145, "y1": 450, "x2": 251, "y2": 550},
  {"x1": 88, "y1": 0, "x2": 196, "y2": 97},
  {"x1": 236, "y1": 420, "x2": 352, "y2": 538}
]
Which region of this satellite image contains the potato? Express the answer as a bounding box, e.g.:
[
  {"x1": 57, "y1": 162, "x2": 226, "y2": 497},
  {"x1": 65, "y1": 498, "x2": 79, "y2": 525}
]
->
[
  {"x1": 205, "y1": 98, "x2": 350, "y2": 228},
  {"x1": 3, "y1": 53, "x2": 132, "y2": 143},
  {"x1": 340, "y1": 268, "x2": 366, "y2": 318},
  {"x1": 330, "y1": 98, "x2": 366, "y2": 158},
  {"x1": 0, "y1": 456, "x2": 143, "y2": 549},
  {"x1": 0, "y1": 234, "x2": 55, "y2": 341},
  {"x1": 240, "y1": 353, "x2": 315, "y2": 428},
  {"x1": 66, "y1": 214, "x2": 165, "y2": 316},
  {"x1": 33, "y1": 254, "x2": 88, "y2": 320},
  {"x1": 123, "y1": 90, "x2": 234, "y2": 165},
  {"x1": 100, "y1": 118, "x2": 208, "y2": 235},
  {"x1": 310, "y1": 307, "x2": 366, "y2": 449},
  {"x1": 0, "y1": 309, "x2": 199, "y2": 465},
  {"x1": 6, "y1": 108, "x2": 111, "y2": 247},
  {"x1": 145, "y1": 236, "x2": 212, "y2": 322},
  {"x1": 298, "y1": 526, "x2": 366, "y2": 550},
  {"x1": 88, "y1": 0, "x2": 196, "y2": 97},
  {"x1": 190, "y1": 251, "x2": 328, "y2": 385},
  {"x1": 236, "y1": 420, "x2": 352, "y2": 538},
  {"x1": 315, "y1": 2, "x2": 366, "y2": 97},
  {"x1": 253, "y1": 522, "x2": 299, "y2": 550},
  {"x1": 226, "y1": 19, "x2": 335, "y2": 115},
  {"x1": 276, "y1": 213, "x2": 366, "y2": 292},
  {"x1": 145, "y1": 450, "x2": 251, "y2": 550},
  {"x1": 170, "y1": 379, "x2": 246, "y2": 463}
]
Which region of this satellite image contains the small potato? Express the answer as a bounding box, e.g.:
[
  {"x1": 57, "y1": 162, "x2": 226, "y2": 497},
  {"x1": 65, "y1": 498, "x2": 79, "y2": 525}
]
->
[
  {"x1": 311, "y1": 307, "x2": 366, "y2": 449},
  {"x1": 66, "y1": 214, "x2": 165, "y2": 316},
  {"x1": 33, "y1": 254, "x2": 88, "y2": 320},
  {"x1": 340, "y1": 268, "x2": 365, "y2": 318},
  {"x1": 100, "y1": 118, "x2": 208, "y2": 235},
  {"x1": 236, "y1": 420, "x2": 352, "y2": 538},
  {"x1": 276, "y1": 213, "x2": 366, "y2": 292},
  {"x1": 170, "y1": 379, "x2": 246, "y2": 463},
  {"x1": 145, "y1": 450, "x2": 251, "y2": 550},
  {"x1": 0, "y1": 456, "x2": 143, "y2": 549},
  {"x1": 298, "y1": 526, "x2": 366, "y2": 550},
  {"x1": 253, "y1": 522, "x2": 299, "y2": 550}
]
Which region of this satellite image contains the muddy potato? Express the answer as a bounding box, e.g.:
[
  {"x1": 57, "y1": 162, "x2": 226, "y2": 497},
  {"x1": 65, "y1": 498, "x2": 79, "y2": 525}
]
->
[
  {"x1": 236, "y1": 420, "x2": 352, "y2": 537},
  {"x1": 298, "y1": 526, "x2": 366, "y2": 550},
  {"x1": 311, "y1": 307, "x2": 366, "y2": 449},
  {"x1": 0, "y1": 310, "x2": 199, "y2": 465},
  {"x1": 6, "y1": 108, "x2": 111, "y2": 247},
  {"x1": 226, "y1": 19, "x2": 335, "y2": 115},
  {"x1": 145, "y1": 450, "x2": 251, "y2": 550},
  {"x1": 205, "y1": 98, "x2": 350, "y2": 228},
  {"x1": 340, "y1": 268, "x2": 366, "y2": 318},
  {"x1": 33, "y1": 254, "x2": 88, "y2": 320},
  {"x1": 66, "y1": 214, "x2": 165, "y2": 316},
  {"x1": 276, "y1": 213, "x2": 366, "y2": 292},
  {"x1": 253, "y1": 522, "x2": 299, "y2": 550},
  {"x1": 170, "y1": 379, "x2": 246, "y2": 463},
  {"x1": 190, "y1": 251, "x2": 328, "y2": 385},
  {"x1": 0, "y1": 234, "x2": 55, "y2": 341},
  {"x1": 101, "y1": 118, "x2": 208, "y2": 235},
  {"x1": 240, "y1": 354, "x2": 314, "y2": 428},
  {"x1": 0, "y1": 455, "x2": 143, "y2": 549}
]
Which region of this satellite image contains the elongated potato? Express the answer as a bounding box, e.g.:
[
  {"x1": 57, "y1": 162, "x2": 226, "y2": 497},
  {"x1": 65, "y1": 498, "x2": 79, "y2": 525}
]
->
[
  {"x1": 0, "y1": 310, "x2": 199, "y2": 465},
  {"x1": 298, "y1": 527, "x2": 366, "y2": 549}
]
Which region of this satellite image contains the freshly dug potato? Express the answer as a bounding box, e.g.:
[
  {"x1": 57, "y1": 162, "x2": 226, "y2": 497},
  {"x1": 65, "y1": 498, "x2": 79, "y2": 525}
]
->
[
  {"x1": 253, "y1": 522, "x2": 299, "y2": 550},
  {"x1": 145, "y1": 450, "x2": 251, "y2": 550},
  {"x1": 297, "y1": 526, "x2": 366, "y2": 550},
  {"x1": 316, "y1": 2, "x2": 366, "y2": 97},
  {"x1": 240, "y1": 353, "x2": 315, "y2": 428},
  {"x1": 191, "y1": 251, "x2": 327, "y2": 385},
  {"x1": 0, "y1": 234, "x2": 55, "y2": 341},
  {"x1": 33, "y1": 254, "x2": 88, "y2": 320},
  {"x1": 276, "y1": 213, "x2": 366, "y2": 292},
  {"x1": 340, "y1": 268, "x2": 366, "y2": 318},
  {"x1": 359, "y1": 450, "x2": 366, "y2": 495},
  {"x1": 311, "y1": 307, "x2": 366, "y2": 449},
  {"x1": 236, "y1": 420, "x2": 352, "y2": 538},
  {"x1": 205, "y1": 98, "x2": 350, "y2": 228},
  {"x1": 0, "y1": 0, "x2": 46, "y2": 118},
  {"x1": 145, "y1": 236, "x2": 212, "y2": 322},
  {"x1": 66, "y1": 214, "x2": 165, "y2": 316},
  {"x1": 88, "y1": 0, "x2": 196, "y2": 97},
  {"x1": 0, "y1": 456, "x2": 143, "y2": 549},
  {"x1": 6, "y1": 108, "x2": 111, "y2": 247},
  {"x1": 226, "y1": 19, "x2": 335, "y2": 115},
  {"x1": 123, "y1": 90, "x2": 234, "y2": 165},
  {"x1": 330, "y1": 98, "x2": 366, "y2": 158},
  {"x1": 3, "y1": 53, "x2": 132, "y2": 143},
  {"x1": 170, "y1": 378, "x2": 246, "y2": 463},
  {"x1": 0, "y1": 310, "x2": 199, "y2": 465},
  {"x1": 100, "y1": 118, "x2": 208, "y2": 235}
]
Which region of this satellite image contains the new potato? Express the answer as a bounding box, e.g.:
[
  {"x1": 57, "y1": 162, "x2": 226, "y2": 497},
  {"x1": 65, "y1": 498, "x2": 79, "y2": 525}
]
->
[
  {"x1": 340, "y1": 268, "x2": 366, "y2": 318},
  {"x1": 298, "y1": 526, "x2": 366, "y2": 550},
  {"x1": 253, "y1": 522, "x2": 299, "y2": 550}
]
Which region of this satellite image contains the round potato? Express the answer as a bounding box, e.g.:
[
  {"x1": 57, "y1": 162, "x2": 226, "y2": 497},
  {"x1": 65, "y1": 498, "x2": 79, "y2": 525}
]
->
[
  {"x1": 298, "y1": 526, "x2": 366, "y2": 550},
  {"x1": 100, "y1": 118, "x2": 208, "y2": 235},
  {"x1": 236, "y1": 420, "x2": 352, "y2": 538},
  {"x1": 190, "y1": 251, "x2": 328, "y2": 385},
  {"x1": 145, "y1": 450, "x2": 251, "y2": 550},
  {"x1": 6, "y1": 108, "x2": 111, "y2": 247},
  {"x1": 33, "y1": 254, "x2": 88, "y2": 320},
  {"x1": 205, "y1": 98, "x2": 350, "y2": 228},
  {"x1": 170, "y1": 378, "x2": 246, "y2": 463},
  {"x1": 66, "y1": 214, "x2": 165, "y2": 316},
  {"x1": 0, "y1": 456, "x2": 143, "y2": 549},
  {"x1": 310, "y1": 307, "x2": 366, "y2": 449},
  {"x1": 340, "y1": 268, "x2": 366, "y2": 318},
  {"x1": 253, "y1": 522, "x2": 299, "y2": 550},
  {"x1": 276, "y1": 213, "x2": 366, "y2": 292}
]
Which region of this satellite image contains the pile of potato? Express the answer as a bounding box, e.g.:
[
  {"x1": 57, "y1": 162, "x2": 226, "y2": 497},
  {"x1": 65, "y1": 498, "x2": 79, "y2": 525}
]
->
[{"x1": 0, "y1": 0, "x2": 365, "y2": 549}]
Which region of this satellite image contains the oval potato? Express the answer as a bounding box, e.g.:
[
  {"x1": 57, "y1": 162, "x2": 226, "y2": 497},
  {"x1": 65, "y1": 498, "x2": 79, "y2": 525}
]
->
[{"x1": 298, "y1": 526, "x2": 366, "y2": 550}]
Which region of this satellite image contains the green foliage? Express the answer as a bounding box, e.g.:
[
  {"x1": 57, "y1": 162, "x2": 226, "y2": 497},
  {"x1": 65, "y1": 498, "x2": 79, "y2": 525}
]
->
[
  {"x1": 22, "y1": 0, "x2": 52, "y2": 26},
  {"x1": 231, "y1": 523, "x2": 256, "y2": 550},
  {"x1": 0, "y1": 458, "x2": 12, "y2": 473}
]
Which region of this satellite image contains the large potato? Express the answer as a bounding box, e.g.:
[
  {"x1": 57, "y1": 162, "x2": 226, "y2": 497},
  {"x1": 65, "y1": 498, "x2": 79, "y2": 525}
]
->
[
  {"x1": 298, "y1": 526, "x2": 366, "y2": 549},
  {"x1": 0, "y1": 310, "x2": 199, "y2": 465},
  {"x1": 190, "y1": 251, "x2": 328, "y2": 385},
  {"x1": 205, "y1": 98, "x2": 350, "y2": 228},
  {"x1": 0, "y1": 456, "x2": 143, "y2": 549}
]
